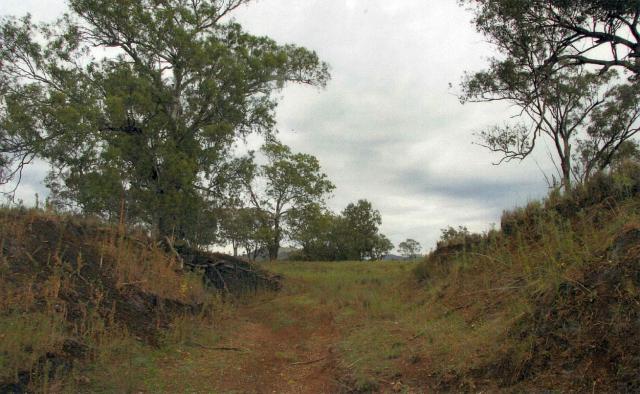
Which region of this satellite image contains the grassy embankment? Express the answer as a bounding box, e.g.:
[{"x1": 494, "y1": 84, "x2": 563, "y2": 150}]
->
[
  {"x1": 0, "y1": 209, "x2": 228, "y2": 392},
  {"x1": 406, "y1": 164, "x2": 640, "y2": 392}
]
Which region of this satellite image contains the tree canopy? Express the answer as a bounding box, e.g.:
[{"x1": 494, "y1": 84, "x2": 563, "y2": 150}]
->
[
  {"x1": 0, "y1": 0, "x2": 330, "y2": 244},
  {"x1": 461, "y1": 0, "x2": 640, "y2": 77},
  {"x1": 460, "y1": 0, "x2": 640, "y2": 190},
  {"x1": 240, "y1": 141, "x2": 335, "y2": 260},
  {"x1": 398, "y1": 238, "x2": 422, "y2": 259},
  {"x1": 287, "y1": 199, "x2": 393, "y2": 262},
  {"x1": 338, "y1": 199, "x2": 385, "y2": 261}
]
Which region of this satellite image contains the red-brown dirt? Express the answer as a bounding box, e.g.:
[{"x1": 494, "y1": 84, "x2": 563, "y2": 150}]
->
[{"x1": 160, "y1": 297, "x2": 342, "y2": 393}]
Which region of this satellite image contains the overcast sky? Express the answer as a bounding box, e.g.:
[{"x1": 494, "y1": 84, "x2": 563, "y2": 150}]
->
[{"x1": 2, "y1": 0, "x2": 554, "y2": 250}]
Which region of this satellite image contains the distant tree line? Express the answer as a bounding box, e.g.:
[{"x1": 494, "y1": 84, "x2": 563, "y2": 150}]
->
[
  {"x1": 287, "y1": 199, "x2": 394, "y2": 261},
  {"x1": 220, "y1": 195, "x2": 394, "y2": 261}
]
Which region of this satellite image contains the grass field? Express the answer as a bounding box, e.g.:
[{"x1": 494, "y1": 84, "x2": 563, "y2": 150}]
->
[
  {"x1": 151, "y1": 260, "x2": 429, "y2": 393},
  {"x1": 148, "y1": 258, "x2": 529, "y2": 392},
  {"x1": 155, "y1": 257, "x2": 543, "y2": 392},
  {"x1": 262, "y1": 261, "x2": 422, "y2": 391}
]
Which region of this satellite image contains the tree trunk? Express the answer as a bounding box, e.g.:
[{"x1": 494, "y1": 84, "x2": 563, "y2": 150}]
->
[
  {"x1": 269, "y1": 217, "x2": 281, "y2": 260},
  {"x1": 268, "y1": 242, "x2": 279, "y2": 260},
  {"x1": 252, "y1": 246, "x2": 261, "y2": 261},
  {"x1": 561, "y1": 137, "x2": 572, "y2": 192}
]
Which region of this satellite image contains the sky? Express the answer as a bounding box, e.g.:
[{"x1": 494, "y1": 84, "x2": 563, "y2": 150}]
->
[{"x1": 1, "y1": 0, "x2": 555, "y2": 251}]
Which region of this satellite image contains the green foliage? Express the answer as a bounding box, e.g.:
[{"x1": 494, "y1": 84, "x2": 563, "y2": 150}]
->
[
  {"x1": 241, "y1": 140, "x2": 335, "y2": 260},
  {"x1": 371, "y1": 233, "x2": 394, "y2": 260},
  {"x1": 217, "y1": 206, "x2": 267, "y2": 257},
  {"x1": 288, "y1": 203, "x2": 337, "y2": 260},
  {"x1": 436, "y1": 225, "x2": 487, "y2": 252},
  {"x1": 460, "y1": 0, "x2": 640, "y2": 191},
  {"x1": 397, "y1": 238, "x2": 421, "y2": 259},
  {"x1": 287, "y1": 199, "x2": 392, "y2": 261},
  {"x1": 338, "y1": 199, "x2": 383, "y2": 260},
  {"x1": 439, "y1": 225, "x2": 470, "y2": 243},
  {"x1": 547, "y1": 160, "x2": 640, "y2": 218},
  {"x1": 460, "y1": 0, "x2": 640, "y2": 76},
  {"x1": 574, "y1": 83, "x2": 640, "y2": 181},
  {"x1": 462, "y1": 53, "x2": 639, "y2": 190},
  {"x1": 0, "y1": 1, "x2": 330, "y2": 244}
]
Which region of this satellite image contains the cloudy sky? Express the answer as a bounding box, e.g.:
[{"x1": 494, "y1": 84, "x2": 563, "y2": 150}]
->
[{"x1": 2, "y1": 0, "x2": 555, "y2": 250}]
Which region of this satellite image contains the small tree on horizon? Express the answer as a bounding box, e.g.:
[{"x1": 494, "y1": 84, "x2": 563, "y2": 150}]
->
[
  {"x1": 398, "y1": 238, "x2": 422, "y2": 259},
  {"x1": 371, "y1": 234, "x2": 394, "y2": 260},
  {"x1": 339, "y1": 199, "x2": 383, "y2": 261}
]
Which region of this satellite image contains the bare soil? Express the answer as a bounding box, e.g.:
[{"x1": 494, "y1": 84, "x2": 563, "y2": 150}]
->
[{"x1": 160, "y1": 296, "x2": 342, "y2": 393}]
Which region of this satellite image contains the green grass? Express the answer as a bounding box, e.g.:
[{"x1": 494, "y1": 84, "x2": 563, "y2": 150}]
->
[
  {"x1": 255, "y1": 176, "x2": 640, "y2": 390},
  {"x1": 261, "y1": 261, "x2": 427, "y2": 387},
  {"x1": 0, "y1": 312, "x2": 66, "y2": 383}
]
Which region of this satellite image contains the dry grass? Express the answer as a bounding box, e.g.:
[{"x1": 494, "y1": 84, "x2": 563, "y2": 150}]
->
[
  {"x1": 407, "y1": 167, "x2": 640, "y2": 391},
  {"x1": 0, "y1": 207, "x2": 221, "y2": 391}
]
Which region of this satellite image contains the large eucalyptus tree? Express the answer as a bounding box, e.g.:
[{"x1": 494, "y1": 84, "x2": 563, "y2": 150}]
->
[
  {"x1": 0, "y1": 0, "x2": 329, "y2": 244},
  {"x1": 460, "y1": 0, "x2": 640, "y2": 190}
]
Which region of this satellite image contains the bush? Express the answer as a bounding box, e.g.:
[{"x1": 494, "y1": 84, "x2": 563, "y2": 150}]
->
[
  {"x1": 436, "y1": 226, "x2": 484, "y2": 249},
  {"x1": 549, "y1": 161, "x2": 640, "y2": 217},
  {"x1": 500, "y1": 201, "x2": 545, "y2": 236}
]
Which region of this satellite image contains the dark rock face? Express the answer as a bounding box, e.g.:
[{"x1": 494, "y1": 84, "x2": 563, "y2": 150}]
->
[{"x1": 177, "y1": 247, "x2": 282, "y2": 294}]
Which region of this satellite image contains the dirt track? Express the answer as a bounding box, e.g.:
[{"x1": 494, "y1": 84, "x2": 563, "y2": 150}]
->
[
  {"x1": 160, "y1": 294, "x2": 343, "y2": 393},
  {"x1": 157, "y1": 261, "x2": 421, "y2": 393},
  {"x1": 216, "y1": 305, "x2": 339, "y2": 392}
]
